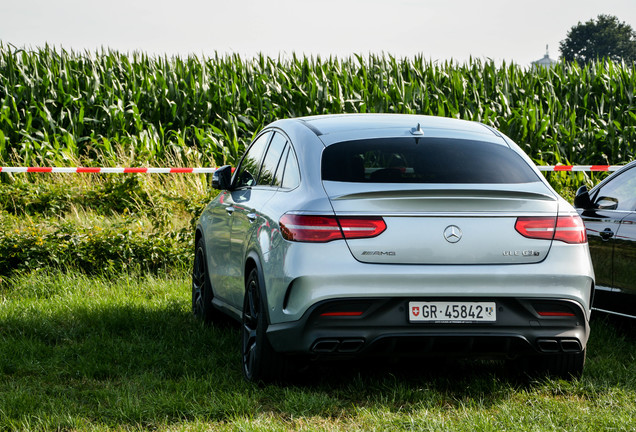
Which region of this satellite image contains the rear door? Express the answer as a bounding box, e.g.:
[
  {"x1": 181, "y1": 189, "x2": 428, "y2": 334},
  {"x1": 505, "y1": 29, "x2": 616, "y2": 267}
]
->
[
  {"x1": 321, "y1": 137, "x2": 559, "y2": 265},
  {"x1": 226, "y1": 132, "x2": 289, "y2": 306},
  {"x1": 613, "y1": 212, "x2": 636, "y2": 310},
  {"x1": 582, "y1": 165, "x2": 636, "y2": 315},
  {"x1": 207, "y1": 130, "x2": 271, "y2": 302},
  {"x1": 582, "y1": 209, "x2": 623, "y2": 290}
]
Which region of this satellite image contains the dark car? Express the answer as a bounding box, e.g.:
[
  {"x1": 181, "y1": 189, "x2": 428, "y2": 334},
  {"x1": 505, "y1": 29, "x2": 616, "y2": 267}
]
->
[{"x1": 574, "y1": 160, "x2": 636, "y2": 318}]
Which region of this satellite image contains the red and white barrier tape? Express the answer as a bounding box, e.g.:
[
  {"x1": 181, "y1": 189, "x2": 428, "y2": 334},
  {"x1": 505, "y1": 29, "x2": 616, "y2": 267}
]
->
[
  {"x1": 0, "y1": 165, "x2": 625, "y2": 173},
  {"x1": 0, "y1": 167, "x2": 217, "y2": 173},
  {"x1": 537, "y1": 165, "x2": 623, "y2": 172}
]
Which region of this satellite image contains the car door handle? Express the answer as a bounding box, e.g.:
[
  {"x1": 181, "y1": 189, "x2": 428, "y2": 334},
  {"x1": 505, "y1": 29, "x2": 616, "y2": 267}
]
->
[
  {"x1": 247, "y1": 213, "x2": 257, "y2": 223},
  {"x1": 225, "y1": 206, "x2": 235, "y2": 215},
  {"x1": 599, "y1": 228, "x2": 614, "y2": 241}
]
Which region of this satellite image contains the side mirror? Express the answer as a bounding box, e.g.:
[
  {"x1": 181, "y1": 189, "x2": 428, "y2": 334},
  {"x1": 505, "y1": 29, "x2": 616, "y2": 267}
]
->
[
  {"x1": 573, "y1": 185, "x2": 592, "y2": 209},
  {"x1": 596, "y1": 196, "x2": 618, "y2": 210},
  {"x1": 212, "y1": 165, "x2": 233, "y2": 190}
]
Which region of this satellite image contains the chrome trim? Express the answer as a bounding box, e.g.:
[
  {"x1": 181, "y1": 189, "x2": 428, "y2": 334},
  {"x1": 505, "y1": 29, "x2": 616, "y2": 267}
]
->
[
  {"x1": 592, "y1": 307, "x2": 636, "y2": 320},
  {"x1": 592, "y1": 210, "x2": 635, "y2": 215}
]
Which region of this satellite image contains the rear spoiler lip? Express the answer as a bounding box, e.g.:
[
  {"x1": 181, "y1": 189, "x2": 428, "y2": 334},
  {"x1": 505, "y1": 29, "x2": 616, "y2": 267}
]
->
[
  {"x1": 320, "y1": 211, "x2": 558, "y2": 218},
  {"x1": 327, "y1": 188, "x2": 557, "y2": 202}
]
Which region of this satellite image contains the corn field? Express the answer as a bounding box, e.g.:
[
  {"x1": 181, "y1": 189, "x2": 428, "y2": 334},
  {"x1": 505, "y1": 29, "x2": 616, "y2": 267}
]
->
[{"x1": 1, "y1": 44, "x2": 635, "y2": 167}]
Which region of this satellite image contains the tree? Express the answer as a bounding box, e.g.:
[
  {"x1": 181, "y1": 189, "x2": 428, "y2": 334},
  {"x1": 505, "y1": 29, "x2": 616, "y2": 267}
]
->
[{"x1": 559, "y1": 14, "x2": 636, "y2": 64}]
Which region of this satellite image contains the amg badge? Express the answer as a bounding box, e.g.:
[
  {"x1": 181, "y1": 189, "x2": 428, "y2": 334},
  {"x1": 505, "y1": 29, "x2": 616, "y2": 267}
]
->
[{"x1": 362, "y1": 251, "x2": 396, "y2": 256}]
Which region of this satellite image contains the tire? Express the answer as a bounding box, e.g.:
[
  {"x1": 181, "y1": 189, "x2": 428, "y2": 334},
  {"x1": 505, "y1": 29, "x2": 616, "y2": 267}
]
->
[
  {"x1": 541, "y1": 349, "x2": 586, "y2": 380},
  {"x1": 515, "y1": 349, "x2": 586, "y2": 380},
  {"x1": 241, "y1": 267, "x2": 288, "y2": 383},
  {"x1": 192, "y1": 237, "x2": 216, "y2": 324}
]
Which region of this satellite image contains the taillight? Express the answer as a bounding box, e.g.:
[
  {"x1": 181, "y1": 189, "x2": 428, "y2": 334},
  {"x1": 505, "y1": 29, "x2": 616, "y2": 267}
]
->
[
  {"x1": 515, "y1": 216, "x2": 556, "y2": 241},
  {"x1": 338, "y1": 217, "x2": 387, "y2": 240},
  {"x1": 279, "y1": 214, "x2": 386, "y2": 243},
  {"x1": 279, "y1": 215, "x2": 342, "y2": 242},
  {"x1": 515, "y1": 215, "x2": 587, "y2": 244},
  {"x1": 554, "y1": 215, "x2": 587, "y2": 244}
]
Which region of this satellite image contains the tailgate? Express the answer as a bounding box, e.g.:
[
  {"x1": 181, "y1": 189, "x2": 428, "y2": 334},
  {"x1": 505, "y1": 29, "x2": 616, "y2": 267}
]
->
[{"x1": 323, "y1": 182, "x2": 559, "y2": 265}]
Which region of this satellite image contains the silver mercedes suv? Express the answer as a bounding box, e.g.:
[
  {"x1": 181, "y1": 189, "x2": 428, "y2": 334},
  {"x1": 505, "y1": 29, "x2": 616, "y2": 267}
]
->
[{"x1": 193, "y1": 114, "x2": 594, "y2": 382}]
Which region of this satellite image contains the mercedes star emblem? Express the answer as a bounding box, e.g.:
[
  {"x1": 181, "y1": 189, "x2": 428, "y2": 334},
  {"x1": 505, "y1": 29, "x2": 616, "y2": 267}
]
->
[{"x1": 443, "y1": 225, "x2": 462, "y2": 243}]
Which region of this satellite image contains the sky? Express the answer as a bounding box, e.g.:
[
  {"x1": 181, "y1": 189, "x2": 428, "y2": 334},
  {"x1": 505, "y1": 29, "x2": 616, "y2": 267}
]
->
[{"x1": 1, "y1": 0, "x2": 635, "y2": 66}]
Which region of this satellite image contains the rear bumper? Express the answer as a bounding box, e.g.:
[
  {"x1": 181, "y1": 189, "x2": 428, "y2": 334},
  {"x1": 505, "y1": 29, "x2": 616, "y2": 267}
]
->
[
  {"x1": 264, "y1": 239, "x2": 595, "y2": 325},
  {"x1": 266, "y1": 297, "x2": 590, "y2": 358}
]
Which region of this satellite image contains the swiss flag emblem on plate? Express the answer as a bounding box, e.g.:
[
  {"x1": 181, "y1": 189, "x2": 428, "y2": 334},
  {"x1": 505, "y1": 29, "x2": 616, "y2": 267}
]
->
[{"x1": 412, "y1": 306, "x2": 420, "y2": 317}]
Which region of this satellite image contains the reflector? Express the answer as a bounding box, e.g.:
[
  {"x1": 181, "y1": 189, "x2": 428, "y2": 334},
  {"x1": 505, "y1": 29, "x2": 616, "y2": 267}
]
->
[
  {"x1": 320, "y1": 311, "x2": 364, "y2": 317},
  {"x1": 537, "y1": 311, "x2": 576, "y2": 317}
]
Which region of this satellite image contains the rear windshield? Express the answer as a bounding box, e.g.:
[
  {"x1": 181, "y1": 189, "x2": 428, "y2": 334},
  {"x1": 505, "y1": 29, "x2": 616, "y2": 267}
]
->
[{"x1": 321, "y1": 138, "x2": 539, "y2": 184}]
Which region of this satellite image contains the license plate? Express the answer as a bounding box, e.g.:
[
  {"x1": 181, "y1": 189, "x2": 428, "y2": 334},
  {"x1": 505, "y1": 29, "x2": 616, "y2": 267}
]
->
[{"x1": 409, "y1": 301, "x2": 496, "y2": 323}]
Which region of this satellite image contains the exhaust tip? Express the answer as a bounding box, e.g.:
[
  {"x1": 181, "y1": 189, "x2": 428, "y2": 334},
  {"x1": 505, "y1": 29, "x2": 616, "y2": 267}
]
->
[
  {"x1": 312, "y1": 340, "x2": 340, "y2": 353},
  {"x1": 338, "y1": 339, "x2": 365, "y2": 353},
  {"x1": 537, "y1": 339, "x2": 560, "y2": 353},
  {"x1": 312, "y1": 338, "x2": 366, "y2": 353},
  {"x1": 560, "y1": 339, "x2": 582, "y2": 352}
]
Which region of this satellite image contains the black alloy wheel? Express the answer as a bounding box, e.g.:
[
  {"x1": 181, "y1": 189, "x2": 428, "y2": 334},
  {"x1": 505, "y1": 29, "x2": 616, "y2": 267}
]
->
[
  {"x1": 542, "y1": 349, "x2": 586, "y2": 379},
  {"x1": 192, "y1": 237, "x2": 214, "y2": 324},
  {"x1": 515, "y1": 348, "x2": 586, "y2": 380},
  {"x1": 241, "y1": 268, "x2": 287, "y2": 383}
]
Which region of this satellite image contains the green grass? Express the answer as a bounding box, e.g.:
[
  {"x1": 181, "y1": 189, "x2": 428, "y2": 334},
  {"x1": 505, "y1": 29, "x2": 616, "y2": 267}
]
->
[{"x1": 1, "y1": 270, "x2": 635, "y2": 431}]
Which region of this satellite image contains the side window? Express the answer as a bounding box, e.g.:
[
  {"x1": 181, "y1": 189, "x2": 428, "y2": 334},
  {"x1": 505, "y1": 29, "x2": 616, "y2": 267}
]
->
[
  {"x1": 281, "y1": 146, "x2": 301, "y2": 189},
  {"x1": 233, "y1": 131, "x2": 272, "y2": 189},
  {"x1": 257, "y1": 132, "x2": 287, "y2": 186},
  {"x1": 593, "y1": 167, "x2": 636, "y2": 211},
  {"x1": 272, "y1": 146, "x2": 289, "y2": 187}
]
